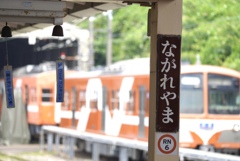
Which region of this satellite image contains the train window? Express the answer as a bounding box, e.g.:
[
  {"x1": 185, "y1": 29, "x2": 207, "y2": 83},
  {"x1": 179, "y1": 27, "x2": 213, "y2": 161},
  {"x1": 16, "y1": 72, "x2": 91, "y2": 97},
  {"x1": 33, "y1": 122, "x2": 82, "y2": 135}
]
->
[
  {"x1": 42, "y1": 89, "x2": 53, "y2": 102},
  {"x1": 78, "y1": 90, "x2": 86, "y2": 110},
  {"x1": 24, "y1": 85, "x2": 29, "y2": 106},
  {"x1": 145, "y1": 91, "x2": 150, "y2": 115},
  {"x1": 111, "y1": 90, "x2": 119, "y2": 110},
  {"x1": 180, "y1": 74, "x2": 203, "y2": 114},
  {"x1": 89, "y1": 91, "x2": 98, "y2": 110},
  {"x1": 30, "y1": 87, "x2": 37, "y2": 103},
  {"x1": 61, "y1": 91, "x2": 69, "y2": 109},
  {"x1": 208, "y1": 74, "x2": 240, "y2": 114},
  {"x1": 72, "y1": 88, "x2": 77, "y2": 111},
  {"x1": 125, "y1": 90, "x2": 135, "y2": 114}
]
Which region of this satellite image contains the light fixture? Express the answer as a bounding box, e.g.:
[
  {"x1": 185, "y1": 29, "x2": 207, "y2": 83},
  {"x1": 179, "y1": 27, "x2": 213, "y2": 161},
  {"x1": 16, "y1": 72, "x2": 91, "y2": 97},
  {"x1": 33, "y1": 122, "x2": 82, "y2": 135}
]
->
[
  {"x1": 52, "y1": 25, "x2": 63, "y2": 37},
  {"x1": 1, "y1": 22, "x2": 12, "y2": 37}
]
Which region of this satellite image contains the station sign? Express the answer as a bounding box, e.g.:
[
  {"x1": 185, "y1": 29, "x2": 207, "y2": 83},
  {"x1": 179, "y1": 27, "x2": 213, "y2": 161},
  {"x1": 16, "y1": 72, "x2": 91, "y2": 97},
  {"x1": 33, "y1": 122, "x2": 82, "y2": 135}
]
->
[
  {"x1": 4, "y1": 66, "x2": 15, "y2": 108},
  {"x1": 56, "y1": 61, "x2": 64, "y2": 102},
  {"x1": 156, "y1": 133, "x2": 178, "y2": 155},
  {"x1": 156, "y1": 34, "x2": 181, "y2": 132}
]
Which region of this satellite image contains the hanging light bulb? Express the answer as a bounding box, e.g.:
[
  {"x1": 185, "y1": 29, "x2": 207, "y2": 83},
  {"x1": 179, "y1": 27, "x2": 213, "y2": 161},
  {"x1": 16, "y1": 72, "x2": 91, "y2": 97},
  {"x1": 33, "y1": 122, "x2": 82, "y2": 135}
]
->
[
  {"x1": 52, "y1": 25, "x2": 64, "y2": 37},
  {"x1": 1, "y1": 22, "x2": 12, "y2": 37}
]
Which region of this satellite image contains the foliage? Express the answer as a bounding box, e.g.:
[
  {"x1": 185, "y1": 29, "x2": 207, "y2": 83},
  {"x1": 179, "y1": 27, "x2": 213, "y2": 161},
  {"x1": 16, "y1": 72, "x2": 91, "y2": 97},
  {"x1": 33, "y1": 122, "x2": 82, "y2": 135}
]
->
[
  {"x1": 78, "y1": 4, "x2": 149, "y2": 66},
  {"x1": 78, "y1": 2, "x2": 240, "y2": 71},
  {"x1": 182, "y1": 0, "x2": 240, "y2": 70}
]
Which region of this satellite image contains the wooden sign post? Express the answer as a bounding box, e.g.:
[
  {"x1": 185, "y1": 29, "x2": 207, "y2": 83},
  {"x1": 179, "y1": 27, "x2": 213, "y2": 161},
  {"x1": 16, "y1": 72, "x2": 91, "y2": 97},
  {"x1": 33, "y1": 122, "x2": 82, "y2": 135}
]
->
[
  {"x1": 148, "y1": 1, "x2": 182, "y2": 161},
  {"x1": 155, "y1": 34, "x2": 181, "y2": 158}
]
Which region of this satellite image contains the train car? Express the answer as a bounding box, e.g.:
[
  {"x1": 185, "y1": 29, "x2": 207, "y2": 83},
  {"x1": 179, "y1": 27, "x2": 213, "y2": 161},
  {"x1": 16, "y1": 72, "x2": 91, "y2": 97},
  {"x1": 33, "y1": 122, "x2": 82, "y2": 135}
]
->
[
  {"x1": 0, "y1": 62, "x2": 78, "y2": 138},
  {"x1": 179, "y1": 65, "x2": 240, "y2": 154},
  {"x1": 60, "y1": 61, "x2": 150, "y2": 141},
  {"x1": 14, "y1": 68, "x2": 57, "y2": 136},
  {"x1": 59, "y1": 58, "x2": 240, "y2": 156}
]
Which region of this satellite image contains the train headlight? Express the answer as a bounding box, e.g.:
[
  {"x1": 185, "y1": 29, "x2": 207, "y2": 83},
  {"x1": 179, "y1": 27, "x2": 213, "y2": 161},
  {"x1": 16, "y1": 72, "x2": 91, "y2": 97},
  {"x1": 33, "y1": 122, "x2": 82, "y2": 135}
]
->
[{"x1": 233, "y1": 124, "x2": 240, "y2": 132}]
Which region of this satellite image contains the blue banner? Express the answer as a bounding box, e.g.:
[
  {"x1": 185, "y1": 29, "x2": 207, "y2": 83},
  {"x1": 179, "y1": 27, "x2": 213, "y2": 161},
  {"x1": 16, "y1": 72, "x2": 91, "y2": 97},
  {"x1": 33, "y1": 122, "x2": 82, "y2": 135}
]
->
[
  {"x1": 56, "y1": 61, "x2": 64, "y2": 102},
  {"x1": 4, "y1": 66, "x2": 15, "y2": 108}
]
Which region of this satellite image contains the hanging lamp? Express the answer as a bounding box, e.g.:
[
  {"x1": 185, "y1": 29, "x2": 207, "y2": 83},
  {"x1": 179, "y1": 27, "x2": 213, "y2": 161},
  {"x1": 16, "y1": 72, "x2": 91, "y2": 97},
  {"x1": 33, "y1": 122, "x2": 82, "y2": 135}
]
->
[
  {"x1": 52, "y1": 25, "x2": 64, "y2": 37},
  {"x1": 1, "y1": 22, "x2": 12, "y2": 37}
]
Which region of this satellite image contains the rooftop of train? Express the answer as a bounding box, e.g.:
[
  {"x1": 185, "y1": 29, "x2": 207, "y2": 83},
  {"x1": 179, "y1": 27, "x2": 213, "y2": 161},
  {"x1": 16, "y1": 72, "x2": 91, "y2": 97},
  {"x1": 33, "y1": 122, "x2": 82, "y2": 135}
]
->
[{"x1": 0, "y1": 57, "x2": 239, "y2": 79}]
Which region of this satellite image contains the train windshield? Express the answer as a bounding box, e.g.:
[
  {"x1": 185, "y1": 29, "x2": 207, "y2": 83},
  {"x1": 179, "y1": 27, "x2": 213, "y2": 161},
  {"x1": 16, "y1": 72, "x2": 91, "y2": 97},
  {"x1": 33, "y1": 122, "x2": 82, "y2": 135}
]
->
[
  {"x1": 180, "y1": 73, "x2": 203, "y2": 114},
  {"x1": 208, "y1": 74, "x2": 240, "y2": 115}
]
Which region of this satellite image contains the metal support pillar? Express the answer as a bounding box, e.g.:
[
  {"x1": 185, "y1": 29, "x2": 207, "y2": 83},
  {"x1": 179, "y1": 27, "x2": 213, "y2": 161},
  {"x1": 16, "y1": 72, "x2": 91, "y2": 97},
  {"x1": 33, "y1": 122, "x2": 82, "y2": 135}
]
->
[
  {"x1": 119, "y1": 147, "x2": 128, "y2": 161},
  {"x1": 55, "y1": 133, "x2": 60, "y2": 153},
  {"x1": 148, "y1": 1, "x2": 182, "y2": 161},
  {"x1": 62, "y1": 135, "x2": 67, "y2": 153},
  {"x1": 47, "y1": 132, "x2": 53, "y2": 151},
  {"x1": 40, "y1": 129, "x2": 45, "y2": 150},
  {"x1": 69, "y1": 137, "x2": 75, "y2": 159},
  {"x1": 66, "y1": 136, "x2": 70, "y2": 155},
  {"x1": 92, "y1": 143, "x2": 100, "y2": 161}
]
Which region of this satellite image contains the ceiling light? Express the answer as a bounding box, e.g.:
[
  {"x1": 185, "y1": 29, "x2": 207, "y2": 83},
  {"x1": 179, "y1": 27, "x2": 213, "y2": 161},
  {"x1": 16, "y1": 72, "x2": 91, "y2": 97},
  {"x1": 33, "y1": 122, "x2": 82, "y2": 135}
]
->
[
  {"x1": 52, "y1": 25, "x2": 63, "y2": 37},
  {"x1": 1, "y1": 22, "x2": 12, "y2": 37}
]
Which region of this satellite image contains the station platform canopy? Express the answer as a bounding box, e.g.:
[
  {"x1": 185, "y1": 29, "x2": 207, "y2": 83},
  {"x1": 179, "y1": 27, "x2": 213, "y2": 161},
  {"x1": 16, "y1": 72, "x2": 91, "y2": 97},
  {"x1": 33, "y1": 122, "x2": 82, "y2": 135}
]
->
[{"x1": 0, "y1": 0, "x2": 155, "y2": 36}]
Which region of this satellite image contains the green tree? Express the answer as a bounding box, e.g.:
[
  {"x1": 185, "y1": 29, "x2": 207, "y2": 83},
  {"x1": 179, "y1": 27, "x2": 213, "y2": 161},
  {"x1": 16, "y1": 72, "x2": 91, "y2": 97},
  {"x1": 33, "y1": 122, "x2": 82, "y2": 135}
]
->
[
  {"x1": 182, "y1": 0, "x2": 240, "y2": 70},
  {"x1": 78, "y1": 4, "x2": 150, "y2": 66},
  {"x1": 112, "y1": 5, "x2": 150, "y2": 62},
  {"x1": 78, "y1": 1, "x2": 240, "y2": 71}
]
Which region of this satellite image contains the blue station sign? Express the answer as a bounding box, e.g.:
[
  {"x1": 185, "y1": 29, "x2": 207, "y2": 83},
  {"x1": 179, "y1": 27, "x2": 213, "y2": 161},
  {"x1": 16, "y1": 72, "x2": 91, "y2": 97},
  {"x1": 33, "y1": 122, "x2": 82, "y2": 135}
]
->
[
  {"x1": 4, "y1": 66, "x2": 15, "y2": 108},
  {"x1": 56, "y1": 61, "x2": 64, "y2": 102}
]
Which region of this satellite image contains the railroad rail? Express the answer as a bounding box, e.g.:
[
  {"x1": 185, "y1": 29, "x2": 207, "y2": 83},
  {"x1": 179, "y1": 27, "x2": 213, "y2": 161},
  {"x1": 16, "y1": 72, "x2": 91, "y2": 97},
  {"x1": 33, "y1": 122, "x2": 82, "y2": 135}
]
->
[{"x1": 40, "y1": 125, "x2": 240, "y2": 161}]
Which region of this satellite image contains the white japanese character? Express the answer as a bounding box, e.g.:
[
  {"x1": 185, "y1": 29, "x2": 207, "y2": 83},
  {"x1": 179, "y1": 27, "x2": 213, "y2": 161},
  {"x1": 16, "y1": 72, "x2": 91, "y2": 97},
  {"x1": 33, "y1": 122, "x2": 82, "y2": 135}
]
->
[
  {"x1": 160, "y1": 91, "x2": 176, "y2": 106},
  {"x1": 162, "y1": 107, "x2": 174, "y2": 123},
  {"x1": 160, "y1": 74, "x2": 175, "y2": 90}
]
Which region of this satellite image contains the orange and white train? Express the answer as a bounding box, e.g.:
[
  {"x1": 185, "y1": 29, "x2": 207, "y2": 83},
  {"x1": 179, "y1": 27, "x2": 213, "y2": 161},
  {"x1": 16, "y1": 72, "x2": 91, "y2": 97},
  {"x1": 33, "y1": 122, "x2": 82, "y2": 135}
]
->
[
  {"x1": 0, "y1": 62, "x2": 78, "y2": 137},
  {"x1": 1, "y1": 58, "x2": 240, "y2": 155},
  {"x1": 58, "y1": 58, "x2": 240, "y2": 155}
]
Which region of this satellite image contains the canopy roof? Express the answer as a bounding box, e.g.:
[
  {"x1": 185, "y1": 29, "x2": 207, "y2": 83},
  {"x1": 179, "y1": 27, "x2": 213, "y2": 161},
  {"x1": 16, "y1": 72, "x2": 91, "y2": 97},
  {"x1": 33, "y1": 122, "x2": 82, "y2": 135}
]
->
[{"x1": 0, "y1": 0, "x2": 155, "y2": 36}]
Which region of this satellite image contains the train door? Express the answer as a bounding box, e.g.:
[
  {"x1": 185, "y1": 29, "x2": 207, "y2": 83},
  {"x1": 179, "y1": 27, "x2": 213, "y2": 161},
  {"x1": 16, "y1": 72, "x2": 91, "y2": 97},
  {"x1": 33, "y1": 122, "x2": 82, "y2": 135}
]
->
[
  {"x1": 104, "y1": 88, "x2": 120, "y2": 136},
  {"x1": 76, "y1": 88, "x2": 90, "y2": 132},
  {"x1": 138, "y1": 86, "x2": 145, "y2": 138},
  {"x1": 118, "y1": 77, "x2": 136, "y2": 137},
  {"x1": 24, "y1": 85, "x2": 29, "y2": 116},
  {"x1": 72, "y1": 87, "x2": 77, "y2": 127},
  {"x1": 85, "y1": 78, "x2": 102, "y2": 131},
  {"x1": 101, "y1": 86, "x2": 107, "y2": 132}
]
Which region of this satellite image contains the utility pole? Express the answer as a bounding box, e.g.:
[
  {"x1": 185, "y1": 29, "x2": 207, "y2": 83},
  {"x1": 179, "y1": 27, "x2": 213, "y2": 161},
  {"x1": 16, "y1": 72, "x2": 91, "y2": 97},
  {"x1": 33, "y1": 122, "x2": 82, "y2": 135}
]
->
[
  {"x1": 89, "y1": 16, "x2": 95, "y2": 70},
  {"x1": 106, "y1": 10, "x2": 112, "y2": 67}
]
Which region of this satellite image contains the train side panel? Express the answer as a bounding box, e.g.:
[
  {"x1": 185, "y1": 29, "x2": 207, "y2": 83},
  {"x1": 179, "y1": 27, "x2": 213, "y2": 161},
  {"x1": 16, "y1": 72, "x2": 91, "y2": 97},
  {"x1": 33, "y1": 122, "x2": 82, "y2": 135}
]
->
[
  {"x1": 62, "y1": 65, "x2": 240, "y2": 154},
  {"x1": 13, "y1": 76, "x2": 41, "y2": 125},
  {"x1": 37, "y1": 72, "x2": 56, "y2": 125}
]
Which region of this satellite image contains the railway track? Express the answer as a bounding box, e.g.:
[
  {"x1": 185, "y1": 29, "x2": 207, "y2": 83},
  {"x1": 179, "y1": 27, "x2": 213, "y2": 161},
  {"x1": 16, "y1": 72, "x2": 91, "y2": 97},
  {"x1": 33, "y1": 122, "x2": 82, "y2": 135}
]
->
[
  {"x1": 1, "y1": 143, "x2": 240, "y2": 161},
  {"x1": 0, "y1": 144, "x2": 94, "y2": 161}
]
